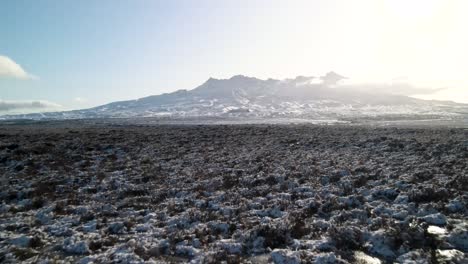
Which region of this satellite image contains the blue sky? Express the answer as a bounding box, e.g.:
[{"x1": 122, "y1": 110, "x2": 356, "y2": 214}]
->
[
  {"x1": 1, "y1": 0, "x2": 467, "y2": 113},
  {"x1": 1, "y1": 0, "x2": 257, "y2": 110}
]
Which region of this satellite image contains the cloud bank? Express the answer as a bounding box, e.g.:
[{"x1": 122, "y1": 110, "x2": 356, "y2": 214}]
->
[
  {"x1": 0, "y1": 100, "x2": 61, "y2": 111},
  {"x1": 0, "y1": 55, "x2": 36, "y2": 79},
  {"x1": 339, "y1": 82, "x2": 445, "y2": 97}
]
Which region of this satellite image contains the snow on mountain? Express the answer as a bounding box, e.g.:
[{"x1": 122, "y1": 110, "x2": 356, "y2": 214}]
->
[{"x1": 2, "y1": 73, "x2": 467, "y2": 122}]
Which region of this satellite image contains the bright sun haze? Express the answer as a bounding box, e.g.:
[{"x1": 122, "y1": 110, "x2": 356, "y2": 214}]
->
[
  {"x1": 1, "y1": 2, "x2": 467, "y2": 263},
  {"x1": 0, "y1": 0, "x2": 467, "y2": 112}
]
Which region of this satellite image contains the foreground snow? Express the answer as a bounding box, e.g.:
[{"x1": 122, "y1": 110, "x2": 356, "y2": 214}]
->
[{"x1": 0, "y1": 124, "x2": 466, "y2": 263}]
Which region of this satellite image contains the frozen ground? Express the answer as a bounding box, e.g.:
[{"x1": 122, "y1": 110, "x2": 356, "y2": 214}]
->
[{"x1": 0, "y1": 123, "x2": 466, "y2": 263}]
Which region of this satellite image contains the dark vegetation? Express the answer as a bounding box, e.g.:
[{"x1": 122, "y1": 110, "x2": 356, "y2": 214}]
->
[{"x1": 0, "y1": 123, "x2": 466, "y2": 263}]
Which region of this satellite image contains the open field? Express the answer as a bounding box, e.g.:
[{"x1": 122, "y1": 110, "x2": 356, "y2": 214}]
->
[{"x1": 0, "y1": 123, "x2": 467, "y2": 263}]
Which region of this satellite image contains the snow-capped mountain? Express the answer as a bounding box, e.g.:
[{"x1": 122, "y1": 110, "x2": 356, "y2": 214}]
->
[{"x1": 2, "y1": 73, "x2": 468, "y2": 122}]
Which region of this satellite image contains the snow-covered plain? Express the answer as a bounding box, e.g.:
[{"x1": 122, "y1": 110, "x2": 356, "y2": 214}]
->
[{"x1": 0, "y1": 123, "x2": 466, "y2": 263}]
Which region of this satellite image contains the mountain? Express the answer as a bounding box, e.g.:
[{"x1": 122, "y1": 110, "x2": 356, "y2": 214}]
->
[{"x1": 2, "y1": 73, "x2": 468, "y2": 123}]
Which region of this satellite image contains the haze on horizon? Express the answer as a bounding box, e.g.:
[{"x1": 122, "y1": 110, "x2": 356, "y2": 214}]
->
[{"x1": 1, "y1": 0, "x2": 467, "y2": 114}]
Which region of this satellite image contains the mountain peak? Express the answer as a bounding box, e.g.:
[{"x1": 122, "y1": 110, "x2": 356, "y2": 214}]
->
[
  {"x1": 202, "y1": 77, "x2": 221, "y2": 86},
  {"x1": 204, "y1": 75, "x2": 257, "y2": 84},
  {"x1": 2, "y1": 71, "x2": 466, "y2": 123},
  {"x1": 230, "y1": 74, "x2": 257, "y2": 81},
  {"x1": 320, "y1": 71, "x2": 347, "y2": 85}
]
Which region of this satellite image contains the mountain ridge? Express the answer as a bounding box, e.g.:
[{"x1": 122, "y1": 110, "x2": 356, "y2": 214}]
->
[{"x1": 1, "y1": 73, "x2": 467, "y2": 123}]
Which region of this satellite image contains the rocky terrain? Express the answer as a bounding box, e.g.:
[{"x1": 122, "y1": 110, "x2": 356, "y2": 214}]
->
[
  {"x1": 2, "y1": 74, "x2": 468, "y2": 124},
  {"x1": 0, "y1": 123, "x2": 467, "y2": 263}
]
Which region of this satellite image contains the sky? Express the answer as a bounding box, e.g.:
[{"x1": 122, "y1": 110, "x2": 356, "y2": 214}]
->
[{"x1": 1, "y1": 0, "x2": 467, "y2": 113}]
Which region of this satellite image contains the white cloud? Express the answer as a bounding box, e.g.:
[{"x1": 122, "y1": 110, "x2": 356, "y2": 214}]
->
[
  {"x1": 0, "y1": 55, "x2": 36, "y2": 79},
  {"x1": 0, "y1": 100, "x2": 61, "y2": 111},
  {"x1": 413, "y1": 87, "x2": 468, "y2": 104},
  {"x1": 338, "y1": 81, "x2": 445, "y2": 96},
  {"x1": 74, "y1": 97, "x2": 88, "y2": 103}
]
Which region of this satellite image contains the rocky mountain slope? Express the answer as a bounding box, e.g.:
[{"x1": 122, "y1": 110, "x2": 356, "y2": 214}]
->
[{"x1": 2, "y1": 73, "x2": 468, "y2": 123}]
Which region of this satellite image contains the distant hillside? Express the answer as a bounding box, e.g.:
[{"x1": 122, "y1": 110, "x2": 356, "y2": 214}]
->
[{"x1": 2, "y1": 73, "x2": 468, "y2": 123}]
